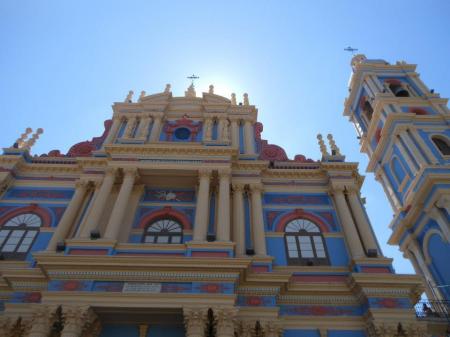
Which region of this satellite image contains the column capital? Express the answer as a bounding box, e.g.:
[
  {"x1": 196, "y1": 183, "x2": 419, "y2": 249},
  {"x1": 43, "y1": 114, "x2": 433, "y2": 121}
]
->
[
  {"x1": 183, "y1": 307, "x2": 207, "y2": 337},
  {"x1": 232, "y1": 183, "x2": 245, "y2": 192},
  {"x1": 123, "y1": 167, "x2": 139, "y2": 178},
  {"x1": 218, "y1": 168, "x2": 231, "y2": 178},
  {"x1": 214, "y1": 307, "x2": 238, "y2": 337},
  {"x1": 29, "y1": 305, "x2": 58, "y2": 337},
  {"x1": 249, "y1": 183, "x2": 264, "y2": 193},
  {"x1": 62, "y1": 305, "x2": 97, "y2": 337},
  {"x1": 262, "y1": 321, "x2": 283, "y2": 337},
  {"x1": 104, "y1": 167, "x2": 117, "y2": 176},
  {"x1": 75, "y1": 179, "x2": 90, "y2": 189},
  {"x1": 198, "y1": 169, "x2": 212, "y2": 178},
  {"x1": 150, "y1": 111, "x2": 165, "y2": 119}
]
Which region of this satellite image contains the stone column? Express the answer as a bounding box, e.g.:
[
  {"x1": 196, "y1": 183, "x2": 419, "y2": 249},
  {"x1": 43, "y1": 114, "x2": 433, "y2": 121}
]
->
[
  {"x1": 79, "y1": 168, "x2": 116, "y2": 238},
  {"x1": 243, "y1": 120, "x2": 255, "y2": 155},
  {"x1": 104, "y1": 168, "x2": 138, "y2": 240},
  {"x1": 193, "y1": 170, "x2": 211, "y2": 241},
  {"x1": 332, "y1": 187, "x2": 365, "y2": 258},
  {"x1": 203, "y1": 118, "x2": 213, "y2": 141},
  {"x1": 232, "y1": 184, "x2": 246, "y2": 256},
  {"x1": 47, "y1": 180, "x2": 89, "y2": 251},
  {"x1": 407, "y1": 240, "x2": 444, "y2": 301},
  {"x1": 102, "y1": 116, "x2": 122, "y2": 146},
  {"x1": 217, "y1": 118, "x2": 225, "y2": 142},
  {"x1": 28, "y1": 306, "x2": 57, "y2": 337},
  {"x1": 214, "y1": 308, "x2": 237, "y2": 337},
  {"x1": 183, "y1": 308, "x2": 207, "y2": 337},
  {"x1": 217, "y1": 169, "x2": 231, "y2": 241},
  {"x1": 136, "y1": 114, "x2": 152, "y2": 140},
  {"x1": 61, "y1": 306, "x2": 96, "y2": 337},
  {"x1": 230, "y1": 119, "x2": 239, "y2": 148},
  {"x1": 249, "y1": 183, "x2": 267, "y2": 256},
  {"x1": 123, "y1": 116, "x2": 137, "y2": 138},
  {"x1": 346, "y1": 187, "x2": 380, "y2": 255},
  {"x1": 149, "y1": 113, "x2": 163, "y2": 142}
]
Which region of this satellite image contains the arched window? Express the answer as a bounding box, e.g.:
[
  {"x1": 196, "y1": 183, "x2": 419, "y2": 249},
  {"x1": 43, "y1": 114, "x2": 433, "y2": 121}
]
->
[
  {"x1": 0, "y1": 213, "x2": 42, "y2": 259},
  {"x1": 143, "y1": 218, "x2": 182, "y2": 244},
  {"x1": 432, "y1": 136, "x2": 450, "y2": 156},
  {"x1": 389, "y1": 83, "x2": 410, "y2": 97},
  {"x1": 284, "y1": 219, "x2": 329, "y2": 266},
  {"x1": 362, "y1": 100, "x2": 373, "y2": 122}
]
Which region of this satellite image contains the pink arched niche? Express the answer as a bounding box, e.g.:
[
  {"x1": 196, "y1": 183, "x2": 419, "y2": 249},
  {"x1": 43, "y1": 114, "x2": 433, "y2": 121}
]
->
[
  {"x1": 137, "y1": 206, "x2": 192, "y2": 230},
  {"x1": 0, "y1": 204, "x2": 52, "y2": 228},
  {"x1": 275, "y1": 209, "x2": 330, "y2": 233}
]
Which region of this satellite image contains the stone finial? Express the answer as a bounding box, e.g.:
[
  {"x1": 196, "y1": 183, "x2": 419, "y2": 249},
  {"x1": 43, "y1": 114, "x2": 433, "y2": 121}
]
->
[
  {"x1": 231, "y1": 93, "x2": 237, "y2": 105},
  {"x1": 24, "y1": 128, "x2": 43, "y2": 150},
  {"x1": 138, "y1": 91, "x2": 146, "y2": 102},
  {"x1": 15, "y1": 127, "x2": 33, "y2": 148},
  {"x1": 164, "y1": 84, "x2": 171, "y2": 93},
  {"x1": 125, "y1": 90, "x2": 134, "y2": 103},
  {"x1": 317, "y1": 134, "x2": 329, "y2": 157},
  {"x1": 209, "y1": 85, "x2": 214, "y2": 94},
  {"x1": 243, "y1": 93, "x2": 249, "y2": 106},
  {"x1": 185, "y1": 84, "x2": 196, "y2": 98},
  {"x1": 327, "y1": 134, "x2": 341, "y2": 156}
]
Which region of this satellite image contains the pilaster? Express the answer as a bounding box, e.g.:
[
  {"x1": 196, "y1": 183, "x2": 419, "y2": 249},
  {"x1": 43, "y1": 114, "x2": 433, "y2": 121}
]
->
[
  {"x1": 193, "y1": 169, "x2": 212, "y2": 241},
  {"x1": 249, "y1": 183, "x2": 267, "y2": 256},
  {"x1": 104, "y1": 168, "x2": 138, "y2": 240}
]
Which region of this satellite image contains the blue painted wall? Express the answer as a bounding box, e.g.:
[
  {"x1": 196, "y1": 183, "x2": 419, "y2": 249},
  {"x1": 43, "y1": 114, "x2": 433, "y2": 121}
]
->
[
  {"x1": 428, "y1": 233, "x2": 450, "y2": 299},
  {"x1": 100, "y1": 324, "x2": 139, "y2": 337},
  {"x1": 284, "y1": 329, "x2": 320, "y2": 337}
]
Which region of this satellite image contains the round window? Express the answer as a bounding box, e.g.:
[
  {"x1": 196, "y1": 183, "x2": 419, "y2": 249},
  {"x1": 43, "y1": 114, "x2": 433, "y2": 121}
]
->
[{"x1": 174, "y1": 127, "x2": 191, "y2": 140}]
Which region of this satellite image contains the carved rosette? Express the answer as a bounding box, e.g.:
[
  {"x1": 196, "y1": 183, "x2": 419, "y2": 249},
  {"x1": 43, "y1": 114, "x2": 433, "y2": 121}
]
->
[
  {"x1": 183, "y1": 307, "x2": 207, "y2": 337},
  {"x1": 214, "y1": 307, "x2": 237, "y2": 337}
]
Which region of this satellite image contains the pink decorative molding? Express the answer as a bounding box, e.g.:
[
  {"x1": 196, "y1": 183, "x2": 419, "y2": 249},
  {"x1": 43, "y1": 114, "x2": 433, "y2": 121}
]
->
[
  {"x1": 0, "y1": 204, "x2": 52, "y2": 228},
  {"x1": 137, "y1": 206, "x2": 192, "y2": 230},
  {"x1": 42, "y1": 119, "x2": 112, "y2": 158},
  {"x1": 275, "y1": 209, "x2": 330, "y2": 233},
  {"x1": 255, "y1": 122, "x2": 315, "y2": 162},
  {"x1": 164, "y1": 116, "x2": 201, "y2": 141}
]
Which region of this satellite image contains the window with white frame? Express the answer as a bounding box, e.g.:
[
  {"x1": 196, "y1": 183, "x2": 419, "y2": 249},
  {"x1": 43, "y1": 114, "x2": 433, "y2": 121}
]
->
[
  {"x1": 0, "y1": 213, "x2": 42, "y2": 259},
  {"x1": 142, "y1": 218, "x2": 183, "y2": 244},
  {"x1": 284, "y1": 219, "x2": 329, "y2": 266}
]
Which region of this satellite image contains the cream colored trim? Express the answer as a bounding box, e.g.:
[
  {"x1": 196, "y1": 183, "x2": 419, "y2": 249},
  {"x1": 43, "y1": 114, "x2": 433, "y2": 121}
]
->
[{"x1": 422, "y1": 228, "x2": 444, "y2": 264}]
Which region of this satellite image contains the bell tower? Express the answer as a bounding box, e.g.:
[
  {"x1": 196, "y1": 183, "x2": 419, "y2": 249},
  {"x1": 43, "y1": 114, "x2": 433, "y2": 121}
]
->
[{"x1": 343, "y1": 54, "x2": 450, "y2": 301}]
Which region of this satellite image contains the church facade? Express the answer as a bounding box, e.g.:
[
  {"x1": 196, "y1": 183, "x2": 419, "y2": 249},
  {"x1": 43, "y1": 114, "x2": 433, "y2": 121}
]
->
[
  {"x1": 0, "y1": 82, "x2": 433, "y2": 336},
  {"x1": 343, "y1": 54, "x2": 450, "y2": 304}
]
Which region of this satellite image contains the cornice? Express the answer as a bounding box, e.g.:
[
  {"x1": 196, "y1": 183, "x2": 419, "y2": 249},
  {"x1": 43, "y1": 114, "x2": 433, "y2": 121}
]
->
[{"x1": 104, "y1": 143, "x2": 239, "y2": 158}]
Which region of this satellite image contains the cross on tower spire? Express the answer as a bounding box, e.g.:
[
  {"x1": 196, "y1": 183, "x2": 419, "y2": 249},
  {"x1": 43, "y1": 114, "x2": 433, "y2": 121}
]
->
[{"x1": 187, "y1": 74, "x2": 199, "y2": 86}]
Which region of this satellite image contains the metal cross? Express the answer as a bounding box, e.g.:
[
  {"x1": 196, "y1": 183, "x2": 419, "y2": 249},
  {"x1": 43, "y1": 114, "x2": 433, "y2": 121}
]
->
[
  {"x1": 187, "y1": 74, "x2": 199, "y2": 86},
  {"x1": 344, "y1": 46, "x2": 358, "y2": 55}
]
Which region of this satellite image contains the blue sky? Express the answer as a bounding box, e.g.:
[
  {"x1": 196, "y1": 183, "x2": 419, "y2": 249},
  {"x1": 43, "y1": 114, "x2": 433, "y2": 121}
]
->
[{"x1": 1, "y1": 0, "x2": 449, "y2": 273}]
